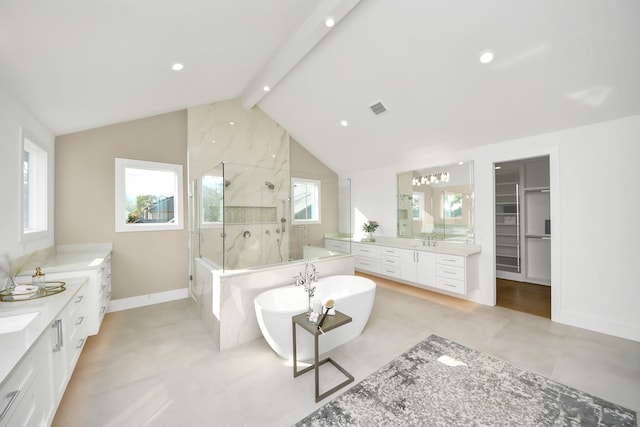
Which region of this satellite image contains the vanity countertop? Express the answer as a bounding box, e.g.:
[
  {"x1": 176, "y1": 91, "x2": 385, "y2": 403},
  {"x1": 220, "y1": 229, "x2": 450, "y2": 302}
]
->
[
  {"x1": 0, "y1": 277, "x2": 87, "y2": 387},
  {"x1": 17, "y1": 243, "x2": 112, "y2": 277},
  {"x1": 325, "y1": 235, "x2": 481, "y2": 257}
]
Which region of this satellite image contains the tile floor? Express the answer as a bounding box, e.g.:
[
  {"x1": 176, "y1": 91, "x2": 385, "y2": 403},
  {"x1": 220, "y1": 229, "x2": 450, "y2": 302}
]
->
[{"x1": 53, "y1": 274, "x2": 640, "y2": 426}]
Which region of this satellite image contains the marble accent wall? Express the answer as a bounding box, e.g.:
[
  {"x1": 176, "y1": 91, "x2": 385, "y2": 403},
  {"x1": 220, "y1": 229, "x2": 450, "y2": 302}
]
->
[
  {"x1": 188, "y1": 98, "x2": 289, "y2": 179},
  {"x1": 188, "y1": 98, "x2": 291, "y2": 269}
]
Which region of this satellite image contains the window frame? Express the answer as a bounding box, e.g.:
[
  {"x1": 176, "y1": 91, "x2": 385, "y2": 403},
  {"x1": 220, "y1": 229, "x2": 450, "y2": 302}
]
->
[
  {"x1": 199, "y1": 173, "x2": 224, "y2": 229},
  {"x1": 411, "y1": 192, "x2": 424, "y2": 221},
  {"x1": 115, "y1": 158, "x2": 184, "y2": 232},
  {"x1": 21, "y1": 129, "x2": 49, "y2": 241},
  {"x1": 291, "y1": 178, "x2": 321, "y2": 225},
  {"x1": 442, "y1": 192, "x2": 463, "y2": 219}
]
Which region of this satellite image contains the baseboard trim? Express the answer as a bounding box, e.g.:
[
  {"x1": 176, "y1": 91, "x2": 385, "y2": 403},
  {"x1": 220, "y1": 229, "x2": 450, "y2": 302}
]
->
[{"x1": 107, "y1": 288, "x2": 189, "y2": 313}]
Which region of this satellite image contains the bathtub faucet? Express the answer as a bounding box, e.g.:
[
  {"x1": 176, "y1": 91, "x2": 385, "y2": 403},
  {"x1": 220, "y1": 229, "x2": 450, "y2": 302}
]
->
[{"x1": 294, "y1": 262, "x2": 318, "y2": 314}]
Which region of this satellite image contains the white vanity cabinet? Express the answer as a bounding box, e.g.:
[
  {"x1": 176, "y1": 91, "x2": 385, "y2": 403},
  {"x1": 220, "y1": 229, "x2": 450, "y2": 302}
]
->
[
  {"x1": 0, "y1": 345, "x2": 39, "y2": 427},
  {"x1": 43, "y1": 254, "x2": 111, "y2": 336},
  {"x1": 399, "y1": 249, "x2": 436, "y2": 287},
  {"x1": 436, "y1": 253, "x2": 480, "y2": 295},
  {"x1": 49, "y1": 283, "x2": 88, "y2": 419},
  {"x1": 352, "y1": 243, "x2": 382, "y2": 274},
  {"x1": 0, "y1": 278, "x2": 89, "y2": 427},
  {"x1": 436, "y1": 254, "x2": 467, "y2": 294},
  {"x1": 341, "y1": 239, "x2": 479, "y2": 298},
  {"x1": 380, "y1": 247, "x2": 401, "y2": 278}
]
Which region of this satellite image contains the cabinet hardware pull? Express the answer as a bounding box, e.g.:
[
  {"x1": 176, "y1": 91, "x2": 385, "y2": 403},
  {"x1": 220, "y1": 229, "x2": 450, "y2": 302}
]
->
[
  {"x1": 0, "y1": 389, "x2": 19, "y2": 421},
  {"x1": 444, "y1": 270, "x2": 456, "y2": 275},
  {"x1": 52, "y1": 319, "x2": 63, "y2": 352},
  {"x1": 76, "y1": 316, "x2": 85, "y2": 326},
  {"x1": 75, "y1": 295, "x2": 84, "y2": 303},
  {"x1": 76, "y1": 338, "x2": 86, "y2": 349},
  {"x1": 100, "y1": 306, "x2": 106, "y2": 314}
]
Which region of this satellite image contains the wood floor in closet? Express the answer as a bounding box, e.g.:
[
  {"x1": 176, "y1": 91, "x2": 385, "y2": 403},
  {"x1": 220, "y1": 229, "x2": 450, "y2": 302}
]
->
[{"x1": 496, "y1": 278, "x2": 551, "y2": 318}]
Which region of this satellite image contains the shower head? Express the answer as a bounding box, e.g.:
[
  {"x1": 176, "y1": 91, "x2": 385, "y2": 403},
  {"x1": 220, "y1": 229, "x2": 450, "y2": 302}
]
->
[{"x1": 265, "y1": 181, "x2": 275, "y2": 190}]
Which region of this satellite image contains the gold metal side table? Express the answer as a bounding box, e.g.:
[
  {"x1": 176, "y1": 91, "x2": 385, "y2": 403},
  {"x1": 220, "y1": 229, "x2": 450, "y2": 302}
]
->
[{"x1": 292, "y1": 310, "x2": 354, "y2": 402}]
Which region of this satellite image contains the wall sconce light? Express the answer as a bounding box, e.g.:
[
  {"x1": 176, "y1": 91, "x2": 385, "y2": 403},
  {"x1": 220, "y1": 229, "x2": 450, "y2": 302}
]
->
[{"x1": 413, "y1": 171, "x2": 450, "y2": 186}]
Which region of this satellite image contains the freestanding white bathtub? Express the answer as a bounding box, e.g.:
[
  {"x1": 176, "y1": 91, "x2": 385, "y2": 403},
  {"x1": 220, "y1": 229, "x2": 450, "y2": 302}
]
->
[{"x1": 254, "y1": 275, "x2": 376, "y2": 360}]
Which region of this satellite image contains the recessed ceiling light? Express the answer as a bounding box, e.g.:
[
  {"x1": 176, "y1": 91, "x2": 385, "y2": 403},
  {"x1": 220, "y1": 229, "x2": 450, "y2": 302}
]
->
[
  {"x1": 172, "y1": 63, "x2": 184, "y2": 71},
  {"x1": 211, "y1": 140, "x2": 216, "y2": 144},
  {"x1": 479, "y1": 50, "x2": 494, "y2": 64},
  {"x1": 340, "y1": 120, "x2": 348, "y2": 127},
  {"x1": 229, "y1": 121, "x2": 235, "y2": 125},
  {"x1": 324, "y1": 16, "x2": 335, "y2": 27},
  {"x1": 458, "y1": 161, "x2": 464, "y2": 165},
  {"x1": 263, "y1": 86, "x2": 270, "y2": 92},
  {"x1": 271, "y1": 154, "x2": 276, "y2": 158}
]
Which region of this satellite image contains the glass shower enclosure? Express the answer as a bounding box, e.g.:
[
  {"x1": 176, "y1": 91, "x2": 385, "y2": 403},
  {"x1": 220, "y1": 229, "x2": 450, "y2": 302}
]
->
[{"x1": 193, "y1": 162, "x2": 350, "y2": 271}]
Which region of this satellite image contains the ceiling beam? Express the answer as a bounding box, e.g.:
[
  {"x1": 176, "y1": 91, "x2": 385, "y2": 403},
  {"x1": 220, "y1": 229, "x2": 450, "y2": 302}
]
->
[{"x1": 240, "y1": 0, "x2": 361, "y2": 109}]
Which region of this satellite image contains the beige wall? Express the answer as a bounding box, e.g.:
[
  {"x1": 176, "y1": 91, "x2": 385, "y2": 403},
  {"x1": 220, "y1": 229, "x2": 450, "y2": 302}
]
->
[
  {"x1": 290, "y1": 138, "x2": 339, "y2": 249},
  {"x1": 55, "y1": 111, "x2": 188, "y2": 299}
]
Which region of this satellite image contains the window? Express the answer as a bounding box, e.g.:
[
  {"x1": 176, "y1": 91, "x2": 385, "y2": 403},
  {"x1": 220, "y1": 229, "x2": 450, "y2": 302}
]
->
[
  {"x1": 115, "y1": 158, "x2": 184, "y2": 232},
  {"x1": 443, "y1": 192, "x2": 463, "y2": 218},
  {"x1": 412, "y1": 192, "x2": 424, "y2": 220},
  {"x1": 200, "y1": 173, "x2": 224, "y2": 227},
  {"x1": 292, "y1": 178, "x2": 321, "y2": 224},
  {"x1": 22, "y1": 131, "x2": 48, "y2": 238}
]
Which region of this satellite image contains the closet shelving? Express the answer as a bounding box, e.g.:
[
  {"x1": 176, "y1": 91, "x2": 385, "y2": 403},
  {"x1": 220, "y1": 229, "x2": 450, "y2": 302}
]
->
[
  {"x1": 495, "y1": 168, "x2": 521, "y2": 274},
  {"x1": 523, "y1": 158, "x2": 551, "y2": 284}
]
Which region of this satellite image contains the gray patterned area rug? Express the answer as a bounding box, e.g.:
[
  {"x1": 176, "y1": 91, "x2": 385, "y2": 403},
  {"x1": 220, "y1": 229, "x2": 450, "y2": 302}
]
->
[{"x1": 294, "y1": 335, "x2": 637, "y2": 427}]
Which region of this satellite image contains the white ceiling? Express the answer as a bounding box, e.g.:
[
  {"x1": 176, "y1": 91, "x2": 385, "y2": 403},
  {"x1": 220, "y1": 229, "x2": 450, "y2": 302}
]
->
[{"x1": 2, "y1": 0, "x2": 639, "y2": 175}]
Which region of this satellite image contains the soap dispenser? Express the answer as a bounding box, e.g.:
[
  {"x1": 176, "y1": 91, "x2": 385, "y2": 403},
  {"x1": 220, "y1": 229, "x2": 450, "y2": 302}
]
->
[{"x1": 32, "y1": 266, "x2": 46, "y2": 290}]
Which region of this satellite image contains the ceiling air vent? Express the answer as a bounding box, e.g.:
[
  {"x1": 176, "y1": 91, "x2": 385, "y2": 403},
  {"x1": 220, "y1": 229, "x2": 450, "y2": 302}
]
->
[{"x1": 369, "y1": 100, "x2": 387, "y2": 116}]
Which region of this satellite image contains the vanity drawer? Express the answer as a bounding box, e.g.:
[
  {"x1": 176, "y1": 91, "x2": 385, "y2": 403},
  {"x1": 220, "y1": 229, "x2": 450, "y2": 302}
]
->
[
  {"x1": 436, "y1": 264, "x2": 465, "y2": 281},
  {"x1": 437, "y1": 276, "x2": 466, "y2": 294},
  {"x1": 355, "y1": 257, "x2": 380, "y2": 273},
  {"x1": 436, "y1": 254, "x2": 465, "y2": 268},
  {"x1": 380, "y1": 265, "x2": 400, "y2": 278},
  {"x1": 353, "y1": 244, "x2": 381, "y2": 258},
  {"x1": 381, "y1": 247, "x2": 400, "y2": 257},
  {"x1": 382, "y1": 255, "x2": 400, "y2": 267}
]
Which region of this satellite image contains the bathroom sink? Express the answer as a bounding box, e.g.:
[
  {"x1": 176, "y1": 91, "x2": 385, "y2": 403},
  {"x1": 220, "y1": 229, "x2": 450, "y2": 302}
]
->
[{"x1": 0, "y1": 311, "x2": 39, "y2": 334}]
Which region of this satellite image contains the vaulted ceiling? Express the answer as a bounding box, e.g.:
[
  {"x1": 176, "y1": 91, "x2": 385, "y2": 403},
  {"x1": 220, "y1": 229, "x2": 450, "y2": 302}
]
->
[{"x1": 2, "y1": 0, "x2": 639, "y2": 174}]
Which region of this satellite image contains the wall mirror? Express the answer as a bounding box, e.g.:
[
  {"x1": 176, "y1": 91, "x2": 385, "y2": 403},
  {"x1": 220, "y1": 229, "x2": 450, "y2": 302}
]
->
[{"x1": 397, "y1": 161, "x2": 474, "y2": 242}]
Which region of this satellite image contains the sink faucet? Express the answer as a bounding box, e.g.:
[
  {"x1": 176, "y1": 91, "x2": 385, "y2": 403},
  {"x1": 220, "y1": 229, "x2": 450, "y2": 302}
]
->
[{"x1": 422, "y1": 235, "x2": 437, "y2": 247}]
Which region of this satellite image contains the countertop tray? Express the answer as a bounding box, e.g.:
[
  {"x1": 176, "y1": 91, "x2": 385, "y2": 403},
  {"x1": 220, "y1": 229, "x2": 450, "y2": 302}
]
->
[{"x1": 0, "y1": 281, "x2": 66, "y2": 302}]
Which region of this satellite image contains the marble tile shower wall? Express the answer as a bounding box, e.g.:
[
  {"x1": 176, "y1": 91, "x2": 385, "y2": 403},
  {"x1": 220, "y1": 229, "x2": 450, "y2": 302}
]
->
[{"x1": 188, "y1": 99, "x2": 292, "y2": 270}]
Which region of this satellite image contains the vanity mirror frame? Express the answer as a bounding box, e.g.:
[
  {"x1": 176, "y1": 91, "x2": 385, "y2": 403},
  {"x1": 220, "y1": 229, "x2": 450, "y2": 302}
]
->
[{"x1": 397, "y1": 161, "x2": 474, "y2": 243}]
